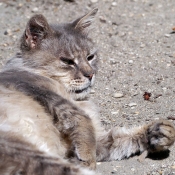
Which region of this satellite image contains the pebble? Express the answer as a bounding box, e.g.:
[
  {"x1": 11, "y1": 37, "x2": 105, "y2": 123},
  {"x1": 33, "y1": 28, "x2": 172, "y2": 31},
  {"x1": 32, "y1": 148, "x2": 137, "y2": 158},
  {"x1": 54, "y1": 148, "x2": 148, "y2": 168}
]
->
[
  {"x1": 119, "y1": 32, "x2": 126, "y2": 37},
  {"x1": 128, "y1": 103, "x2": 137, "y2": 107},
  {"x1": 158, "y1": 170, "x2": 162, "y2": 175},
  {"x1": 90, "y1": 89, "x2": 95, "y2": 94},
  {"x1": 111, "y1": 111, "x2": 119, "y2": 115},
  {"x1": 129, "y1": 60, "x2": 133, "y2": 64},
  {"x1": 161, "y1": 164, "x2": 166, "y2": 168},
  {"x1": 12, "y1": 35, "x2": 17, "y2": 39},
  {"x1": 112, "y1": 2, "x2": 117, "y2": 6},
  {"x1": 110, "y1": 59, "x2": 117, "y2": 64},
  {"x1": 32, "y1": 7, "x2": 39, "y2": 12},
  {"x1": 90, "y1": 0, "x2": 98, "y2": 3},
  {"x1": 162, "y1": 87, "x2": 167, "y2": 91},
  {"x1": 164, "y1": 34, "x2": 171, "y2": 38},
  {"x1": 99, "y1": 16, "x2": 106, "y2": 23},
  {"x1": 131, "y1": 168, "x2": 135, "y2": 171},
  {"x1": 113, "y1": 93, "x2": 124, "y2": 98},
  {"x1": 140, "y1": 44, "x2": 145, "y2": 48},
  {"x1": 18, "y1": 3, "x2": 23, "y2": 7},
  {"x1": 4, "y1": 29, "x2": 12, "y2": 36},
  {"x1": 134, "y1": 111, "x2": 139, "y2": 115}
]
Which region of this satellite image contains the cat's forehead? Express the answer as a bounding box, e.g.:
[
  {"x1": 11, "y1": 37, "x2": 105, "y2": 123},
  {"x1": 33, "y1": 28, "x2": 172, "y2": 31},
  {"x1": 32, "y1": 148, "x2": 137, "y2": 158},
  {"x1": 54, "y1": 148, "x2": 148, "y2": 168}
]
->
[{"x1": 51, "y1": 24, "x2": 95, "y2": 57}]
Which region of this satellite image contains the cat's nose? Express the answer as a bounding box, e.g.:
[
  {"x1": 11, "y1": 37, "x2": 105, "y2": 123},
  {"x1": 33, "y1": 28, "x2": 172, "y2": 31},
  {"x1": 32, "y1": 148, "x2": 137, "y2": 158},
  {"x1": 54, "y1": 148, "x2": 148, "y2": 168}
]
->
[{"x1": 85, "y1": 73, "x2": 93, "y2": 81}]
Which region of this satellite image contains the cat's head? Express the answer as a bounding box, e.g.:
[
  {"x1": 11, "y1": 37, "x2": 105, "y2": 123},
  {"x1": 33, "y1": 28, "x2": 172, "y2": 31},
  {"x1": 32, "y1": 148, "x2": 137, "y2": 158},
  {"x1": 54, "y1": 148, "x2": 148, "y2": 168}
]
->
[{"x1": 20, "y1": 9, "x2": 98, "y2": 100}]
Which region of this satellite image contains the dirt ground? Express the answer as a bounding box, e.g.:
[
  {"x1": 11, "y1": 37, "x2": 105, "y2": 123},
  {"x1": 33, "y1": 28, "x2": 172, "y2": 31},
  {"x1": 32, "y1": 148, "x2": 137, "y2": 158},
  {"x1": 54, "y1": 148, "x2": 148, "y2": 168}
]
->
[{"x1": 1, "y1": 0, "x2": 175, "y2": 174}]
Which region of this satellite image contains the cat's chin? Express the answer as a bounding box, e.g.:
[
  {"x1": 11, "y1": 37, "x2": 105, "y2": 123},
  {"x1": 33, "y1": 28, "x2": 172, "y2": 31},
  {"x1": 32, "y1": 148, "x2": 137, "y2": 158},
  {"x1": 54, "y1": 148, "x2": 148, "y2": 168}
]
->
[{"x1": 71, "y1": 87, "x2": 91, "y2": 101}]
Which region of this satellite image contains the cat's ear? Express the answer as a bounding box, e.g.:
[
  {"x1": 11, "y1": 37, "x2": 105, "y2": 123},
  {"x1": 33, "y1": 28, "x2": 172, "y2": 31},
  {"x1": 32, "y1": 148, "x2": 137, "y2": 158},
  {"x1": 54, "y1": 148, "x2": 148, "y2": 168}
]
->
[
  {"x1": 72, "y1": 8, "x2": 98, "y2": 34},
  {"x1": 21, "y1": 14, "x2": 52, "y2": 50}
]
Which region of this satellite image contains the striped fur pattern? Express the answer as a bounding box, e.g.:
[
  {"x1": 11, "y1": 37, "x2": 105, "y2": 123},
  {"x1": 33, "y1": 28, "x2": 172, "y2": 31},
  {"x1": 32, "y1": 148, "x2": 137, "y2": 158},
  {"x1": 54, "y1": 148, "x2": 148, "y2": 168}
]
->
[{"x1": 0, "y1": 9, "x2": 175, "y2": 174}]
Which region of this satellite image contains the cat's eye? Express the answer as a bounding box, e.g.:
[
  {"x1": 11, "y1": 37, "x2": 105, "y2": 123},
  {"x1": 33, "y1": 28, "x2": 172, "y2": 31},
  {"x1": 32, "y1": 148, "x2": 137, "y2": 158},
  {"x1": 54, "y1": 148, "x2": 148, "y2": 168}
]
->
[
  {"x1": 60, "y1": 57, "x2": 75, "y2": 65},
  {"x1": 87, "y1": 54, "x2": 95, "y2": 61}
]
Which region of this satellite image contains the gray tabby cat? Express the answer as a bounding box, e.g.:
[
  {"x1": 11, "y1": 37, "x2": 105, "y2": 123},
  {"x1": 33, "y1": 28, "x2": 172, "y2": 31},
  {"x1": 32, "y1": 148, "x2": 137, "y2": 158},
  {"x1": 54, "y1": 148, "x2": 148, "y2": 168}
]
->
[{"x1": 0, "y1": 8, "x2": 175, "y2": 175}]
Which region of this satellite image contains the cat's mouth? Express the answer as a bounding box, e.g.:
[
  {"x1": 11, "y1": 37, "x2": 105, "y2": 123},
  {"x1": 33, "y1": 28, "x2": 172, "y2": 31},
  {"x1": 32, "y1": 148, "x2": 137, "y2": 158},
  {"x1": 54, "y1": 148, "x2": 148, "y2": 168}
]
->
[{"x1": 74, "y1": 87, "x2": 89, "y2": 94}]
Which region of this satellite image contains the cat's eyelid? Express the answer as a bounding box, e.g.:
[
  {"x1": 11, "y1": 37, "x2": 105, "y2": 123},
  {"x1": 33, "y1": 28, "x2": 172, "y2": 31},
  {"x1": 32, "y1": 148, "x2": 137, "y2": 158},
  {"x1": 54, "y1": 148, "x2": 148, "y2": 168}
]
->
[
  {"x1": 87, "y1": 50, "x2": 97, "y2": 61},
  {"x1": 60, "y1": 57, "x2": 75, "y2": 66}
]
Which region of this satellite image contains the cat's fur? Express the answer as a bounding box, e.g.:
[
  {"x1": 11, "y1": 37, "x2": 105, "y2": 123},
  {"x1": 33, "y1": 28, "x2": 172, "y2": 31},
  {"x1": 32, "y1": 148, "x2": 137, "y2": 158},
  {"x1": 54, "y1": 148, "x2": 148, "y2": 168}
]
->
[{"x1": 0, "y1": 8, "x2": 175, "y2": 174}]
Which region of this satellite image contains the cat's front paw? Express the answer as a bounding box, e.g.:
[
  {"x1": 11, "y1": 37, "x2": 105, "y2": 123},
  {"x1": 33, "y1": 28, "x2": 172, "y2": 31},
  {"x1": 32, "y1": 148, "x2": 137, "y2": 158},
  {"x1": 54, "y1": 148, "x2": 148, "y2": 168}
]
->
[{"x1": 146, "y1": 120, "x2": 175, "y2": 153}]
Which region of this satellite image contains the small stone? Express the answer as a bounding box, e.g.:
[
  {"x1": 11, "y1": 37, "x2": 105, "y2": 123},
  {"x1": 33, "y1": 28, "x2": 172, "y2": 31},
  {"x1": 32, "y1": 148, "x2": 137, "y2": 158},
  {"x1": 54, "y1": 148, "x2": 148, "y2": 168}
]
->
[
  {"x1": 131, "y1": 168, "x2": 135, "y2": 171},
  {"x1": 119, "y1": 32, "x2": 126, "y2": 37},
  {"x1": 140, "y1": 44, "x2": 145, "y2": 48},
  {"x1": 110, "y1": 59, "x2": 117, "y2": 64},
  {"x1": 12, "y1": 35, "x2": 17, "y2": 39},
  {"x1": 162, "y1": 87, "x2": 167, "y2": 91},
  {"x1": 18, "y1": 3, "x2": 23, "y2": 7},
  {"x1": 161, "y1": 164, "x2": 166, "y2": 168},
  {"x1": 158, "y1": 170, "x2": 162, "y2": 175},
  {"x1": 128, "y1": 103, "x2": 137, "y2": 107},
  {"x1": 111, "y1": 111, "x2": 119, "y2": 115},
  {"x1": 116, "y1": 165, "x2": 121, "y2": 168},
  {"x1": 129, "y1": 60, "x2": 133, "y2": 64},
  {"x1": 32, "y1": 7, "x2": 39, "y2": 12},
  {"x1": 90, "y1": 0, "x2": 98, "y2": 3},
  {"x1": 165, "y1": 34, "x2": 171, "y2": 38},
  {"x1": 99, "y1": 16, "x2": 106, "y2": 23},
  {"x1": 113, "y1": 93, "x2": 124, "y2": 98},
  {"x1": 4, "y1": 29, "x2": 12, "y2": 36},
  {"x1": 112, "y1": 2, "x2": 117, "y2": 6},
  {"x1": 90, "y1": 89, "x2": 95, "y2": 94}
]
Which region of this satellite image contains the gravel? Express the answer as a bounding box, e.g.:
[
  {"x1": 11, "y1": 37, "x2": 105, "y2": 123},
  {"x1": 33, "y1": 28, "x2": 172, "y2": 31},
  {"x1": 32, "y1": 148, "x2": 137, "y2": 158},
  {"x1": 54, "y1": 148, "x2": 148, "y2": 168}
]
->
[{"x1": 1, "y1": 0, "x2": 175, "y2": 174}]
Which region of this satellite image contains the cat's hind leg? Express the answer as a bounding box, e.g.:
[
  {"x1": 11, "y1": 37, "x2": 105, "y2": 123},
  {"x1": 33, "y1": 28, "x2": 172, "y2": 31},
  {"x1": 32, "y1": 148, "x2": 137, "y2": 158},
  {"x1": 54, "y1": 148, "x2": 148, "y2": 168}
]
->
[{"x1": 96, "y1": 120, "x2": 175, "y2": 162}]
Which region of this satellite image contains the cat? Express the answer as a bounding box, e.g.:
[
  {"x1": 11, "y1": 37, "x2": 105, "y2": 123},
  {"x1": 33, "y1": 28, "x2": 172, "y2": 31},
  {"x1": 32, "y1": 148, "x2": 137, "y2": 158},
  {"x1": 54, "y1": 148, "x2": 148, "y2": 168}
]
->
[{"x1": 0, "y1": 8, "x2": 175, "y2": 175}]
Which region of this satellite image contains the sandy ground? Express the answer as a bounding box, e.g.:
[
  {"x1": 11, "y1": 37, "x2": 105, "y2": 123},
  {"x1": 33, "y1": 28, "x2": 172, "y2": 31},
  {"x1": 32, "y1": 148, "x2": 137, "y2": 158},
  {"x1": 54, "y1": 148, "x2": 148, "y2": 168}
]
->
[{"x1": 1, "y1": 0, "x2": 175, "y2": 174}]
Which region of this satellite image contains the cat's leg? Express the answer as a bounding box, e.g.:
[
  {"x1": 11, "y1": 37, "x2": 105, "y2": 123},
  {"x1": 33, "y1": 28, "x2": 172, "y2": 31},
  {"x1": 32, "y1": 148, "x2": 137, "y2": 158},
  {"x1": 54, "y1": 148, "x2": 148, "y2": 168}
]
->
[
  {"x1": 54, "y1": 110, "x2": 97, "y2": 170},
  {"x1": 96, "y1": 120, "x2": 175, "y2": 161}
]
